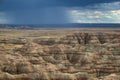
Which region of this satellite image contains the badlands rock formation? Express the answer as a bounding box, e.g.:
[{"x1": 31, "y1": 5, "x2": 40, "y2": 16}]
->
[{"x1": 0, "y1": 32, "x2": 120, "y2": 80}]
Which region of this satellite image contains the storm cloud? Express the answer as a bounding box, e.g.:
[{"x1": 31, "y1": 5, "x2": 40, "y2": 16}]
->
[{"x1": 0, "y1": 0, "x2": 120, "y2": 24}]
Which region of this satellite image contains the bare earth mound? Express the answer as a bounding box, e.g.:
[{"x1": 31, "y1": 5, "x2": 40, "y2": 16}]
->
[{"x1": 0, "y1": 28, "x2": 120, "y2": 80}]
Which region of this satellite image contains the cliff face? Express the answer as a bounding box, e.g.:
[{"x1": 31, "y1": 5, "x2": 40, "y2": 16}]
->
[
  {"x1": 59, "y1": 32, "x2": 120, "y2": 45},
  {"x1": 0, "y1": 32, "x2": 120, "y2": 80}
]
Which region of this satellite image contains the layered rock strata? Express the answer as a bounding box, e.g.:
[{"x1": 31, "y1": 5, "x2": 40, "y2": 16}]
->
[{"x1": 0, "y1": 32, "x2": 120, "y2": 80}]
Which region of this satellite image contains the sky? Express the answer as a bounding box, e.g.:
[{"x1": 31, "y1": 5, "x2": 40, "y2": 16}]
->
[{"x1": 0, "y1": 0, "x2": 120, "y2": 24}]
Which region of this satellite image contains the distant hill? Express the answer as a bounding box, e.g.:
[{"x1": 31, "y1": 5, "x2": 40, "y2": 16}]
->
[{"x1": 0, "y1": 23, "x2": 120, "y2": 29}]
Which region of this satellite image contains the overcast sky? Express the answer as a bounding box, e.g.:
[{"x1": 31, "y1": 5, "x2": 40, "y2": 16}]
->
[{"x1": 0, "y1": 0, "x2": 120, "y2": 24}]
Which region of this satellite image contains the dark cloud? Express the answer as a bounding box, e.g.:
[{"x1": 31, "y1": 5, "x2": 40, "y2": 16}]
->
[
  {"x1": 0, "y1": 0, "x2": 120, "y2": 24},
  {"x1": 0, "y1": 0, "x2": 4, "y2": 4},
  {"x1": 0, "y1": 0, "x2": 120, "y2": 11}
]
